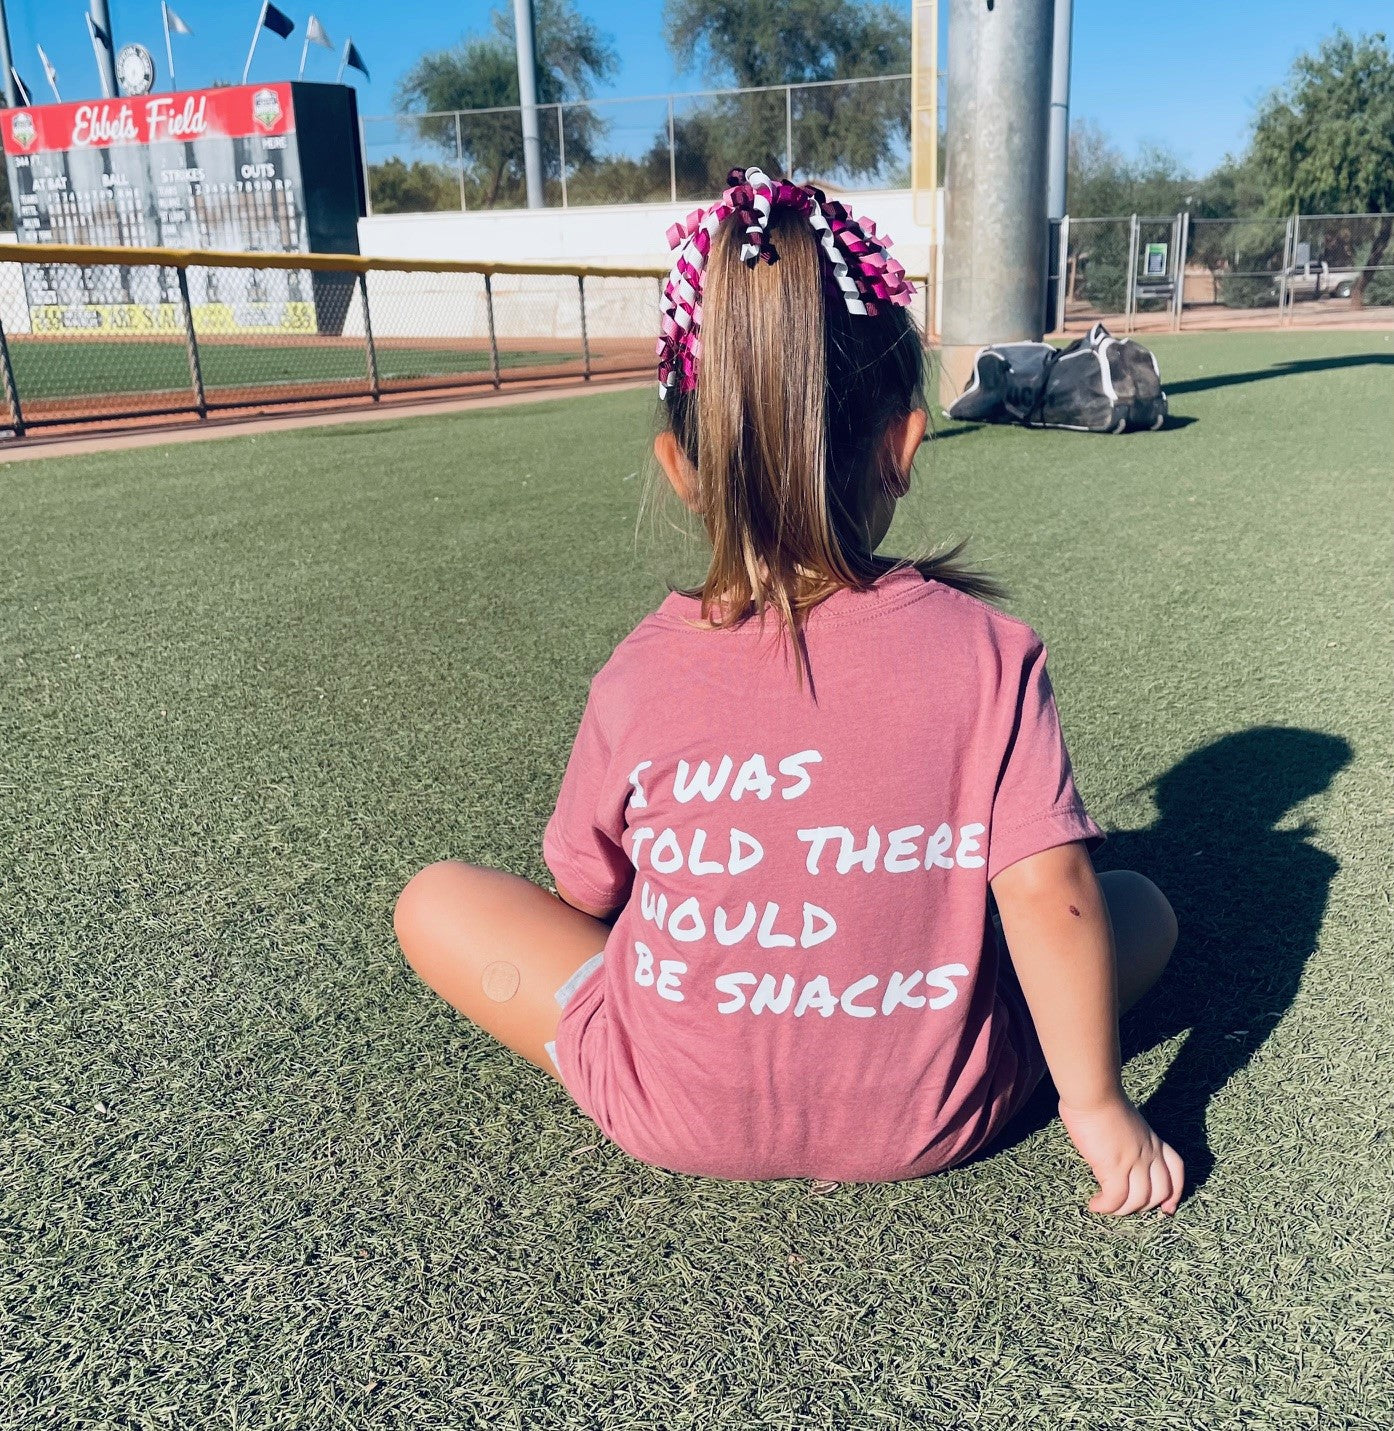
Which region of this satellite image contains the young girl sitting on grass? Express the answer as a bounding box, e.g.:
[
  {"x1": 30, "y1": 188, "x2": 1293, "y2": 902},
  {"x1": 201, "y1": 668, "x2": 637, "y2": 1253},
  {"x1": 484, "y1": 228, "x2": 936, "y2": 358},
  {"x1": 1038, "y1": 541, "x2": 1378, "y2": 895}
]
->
[{"x1": 395, "y1": 168, "x2": 1183, "y2": 1214}]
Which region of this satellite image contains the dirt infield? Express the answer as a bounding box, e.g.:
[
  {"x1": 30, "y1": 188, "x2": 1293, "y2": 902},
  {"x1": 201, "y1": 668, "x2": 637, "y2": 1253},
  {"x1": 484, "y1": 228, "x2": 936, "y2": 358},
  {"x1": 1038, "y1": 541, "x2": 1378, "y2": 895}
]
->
[{"x1": 1055, "y1": 300, "x2": 1394, "y2": 336}]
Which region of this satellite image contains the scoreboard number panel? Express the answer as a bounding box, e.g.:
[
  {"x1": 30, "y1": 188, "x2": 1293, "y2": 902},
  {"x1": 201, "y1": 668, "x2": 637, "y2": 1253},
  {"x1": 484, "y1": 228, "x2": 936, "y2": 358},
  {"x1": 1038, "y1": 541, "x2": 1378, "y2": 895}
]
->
[{"x1": 3, "y1": 81, "x2": 365, "y2": 336}]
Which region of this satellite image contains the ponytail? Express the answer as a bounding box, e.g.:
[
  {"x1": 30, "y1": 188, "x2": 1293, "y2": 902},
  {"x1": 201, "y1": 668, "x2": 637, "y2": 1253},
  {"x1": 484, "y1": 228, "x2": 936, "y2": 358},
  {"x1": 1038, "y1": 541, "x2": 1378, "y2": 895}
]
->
[{"x1": 660, "y1": 196, "x2": 1003, "y2": 655}]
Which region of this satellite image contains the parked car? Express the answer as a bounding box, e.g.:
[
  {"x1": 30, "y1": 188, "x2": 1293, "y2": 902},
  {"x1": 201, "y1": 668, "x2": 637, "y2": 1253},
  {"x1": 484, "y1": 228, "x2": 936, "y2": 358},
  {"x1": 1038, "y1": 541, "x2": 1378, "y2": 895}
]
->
[{"x1": 1276, "y1": 261, "x2": 1362, "y2": 300}]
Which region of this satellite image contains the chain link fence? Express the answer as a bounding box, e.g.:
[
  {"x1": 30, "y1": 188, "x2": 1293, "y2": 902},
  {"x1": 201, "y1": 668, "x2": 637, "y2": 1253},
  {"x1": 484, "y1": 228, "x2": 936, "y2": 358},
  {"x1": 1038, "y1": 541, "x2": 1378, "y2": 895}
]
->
[
  {"x1": 1054, "y1": 211, "x2": 1394, "y2": 334},
  {"x1": 361, "y1": 75, "x2": 916, "y2": 213},
  {"x1": 0, "y1": 242, "x2": 936, "y2": 438},
  {"x1": 0, "y1": 245, "x2": 668, "y2": 436}
]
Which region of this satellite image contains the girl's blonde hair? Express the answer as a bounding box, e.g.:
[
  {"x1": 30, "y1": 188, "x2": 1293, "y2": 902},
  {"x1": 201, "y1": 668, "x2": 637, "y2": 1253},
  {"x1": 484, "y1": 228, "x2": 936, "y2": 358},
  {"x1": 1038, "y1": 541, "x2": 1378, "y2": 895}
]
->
[{"x1": 659, "y1": 204, "x2": 1002, "y2": 644}]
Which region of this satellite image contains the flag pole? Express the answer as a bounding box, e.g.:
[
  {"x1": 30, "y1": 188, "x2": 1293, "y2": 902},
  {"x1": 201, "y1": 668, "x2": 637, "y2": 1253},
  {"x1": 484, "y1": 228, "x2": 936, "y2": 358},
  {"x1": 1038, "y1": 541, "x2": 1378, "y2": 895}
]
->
[
  {"x1": 298, "y1": 26, "x2": 310, "y2": 80},
  {"x1": 0, "y1": 0, "x2": 18, "y2": 108},
  {"x1": 38, "y1": 46, "x2": 61, "y2": 102},
  {"x1": 86, "y1": 13, "x2": 114, "y2": 98},
  {"x1": 242, "y1": 1, "x2": 268, "y2": 86},
  {"x1": 336, "y1": 39, "x2": 347, "y2": 84},
  {"x1": 163, "y1": 2, "x2": 177, "y2": 90}
]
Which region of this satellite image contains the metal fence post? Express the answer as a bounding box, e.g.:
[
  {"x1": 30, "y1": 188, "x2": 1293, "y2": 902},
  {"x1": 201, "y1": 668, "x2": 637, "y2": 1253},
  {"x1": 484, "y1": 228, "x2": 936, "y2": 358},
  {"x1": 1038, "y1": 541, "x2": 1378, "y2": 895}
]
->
[
  {"x1": 483, "y1": 273, "x2": 501, "y2": 388},
  {"x1": 667, "y1": 97, "x2": 677, "y2": 203},
  {"x1": 557, "y1": 105, "x2": 568, "y2": 209},
  {"x1": 1288, "y1": 211, "x2": 1299, "y2": 327},
  {"x1": 175, "y1": 265, "x2": 207, "y2": 419},
  {"x1": 1055, "y1": 213, "x2": 1070, "y2": 332},
  {"x1": 0, "y1": 312, "x2": 25, "y2": 438},
  {"x1": 1173, "y1": 210, "x2": 1189, "y2": 331},
  {"x1": 1124, "y1": 214, "x2": 1139, "y2": 333},
  {"x1": 785, "y1": 86, "x2": 793, "y2": 177},
  {"x1": 1290, "y1": 213, "x2": 1304, "y2": 325},
  {"x1": 359, "y1": 271, "x2": 381, "y2": 401},
  {"x1": 359, "y1": 115, "x2": 373, "y2": 217},
  {"x1": 578, "y1": 275, "x2": 591, "y2": 381},
  {"x1": 454, "y1": 111, "x2": 467, "y2": 211}
]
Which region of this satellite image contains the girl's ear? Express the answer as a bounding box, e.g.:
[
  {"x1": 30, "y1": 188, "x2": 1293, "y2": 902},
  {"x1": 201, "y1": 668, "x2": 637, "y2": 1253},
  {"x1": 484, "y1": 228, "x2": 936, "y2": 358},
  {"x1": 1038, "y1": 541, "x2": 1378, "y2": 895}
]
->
[
  {"x1": 897, "y1": 408, "x2": 928, "y2": 478},
  {"x1": 885, "y1": 408, "x2": 928, "y2": 497},
  {"x1": 654, "y1": 431, "x2": 700, "y2": 510}
]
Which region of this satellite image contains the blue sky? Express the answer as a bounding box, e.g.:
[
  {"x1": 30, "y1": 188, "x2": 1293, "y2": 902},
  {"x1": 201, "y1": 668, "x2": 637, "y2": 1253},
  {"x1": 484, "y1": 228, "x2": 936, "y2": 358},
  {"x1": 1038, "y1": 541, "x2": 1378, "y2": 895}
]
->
[{"x1": 3, "y1": 0, "x2": 1388, "y2": 175}]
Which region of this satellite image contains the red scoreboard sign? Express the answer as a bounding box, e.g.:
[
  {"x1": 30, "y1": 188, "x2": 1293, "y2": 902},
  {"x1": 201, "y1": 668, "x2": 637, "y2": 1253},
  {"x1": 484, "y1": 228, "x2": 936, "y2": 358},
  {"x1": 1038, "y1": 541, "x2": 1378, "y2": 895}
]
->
[
  {"x1": 2, "y1": 83, "x2": 296, "y2": 155},
  {"x1": 3, "y1": 81, "x2": 364, "y2": 335}
]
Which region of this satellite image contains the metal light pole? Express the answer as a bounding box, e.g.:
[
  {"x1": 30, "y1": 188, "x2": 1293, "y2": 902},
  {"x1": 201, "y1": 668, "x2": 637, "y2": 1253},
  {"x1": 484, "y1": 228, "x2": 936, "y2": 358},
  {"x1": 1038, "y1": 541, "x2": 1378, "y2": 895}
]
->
[
  {"x1": 1045, "y1": 0, "x2": 1074, "y2": 334},
  {"x1": 0, "y1": 0, "x2": 18, "y2": 108},
  {"x1": 512, "y1": 0, "x2": 544, "y2": 209},
  {"x1": 1046, "y1": 0, "x2": 1072, "y2": 221},
  {"x1": 938, "y1": 0, "x2": 1054, "y2": 405}
]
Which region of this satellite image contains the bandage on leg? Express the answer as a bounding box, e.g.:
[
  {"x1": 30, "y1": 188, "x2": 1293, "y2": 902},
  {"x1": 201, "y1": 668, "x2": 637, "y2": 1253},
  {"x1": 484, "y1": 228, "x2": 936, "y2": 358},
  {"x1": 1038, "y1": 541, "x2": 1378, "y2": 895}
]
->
[{"x1": 481, "y1": 960, "x2": 521, "y2": 1003}]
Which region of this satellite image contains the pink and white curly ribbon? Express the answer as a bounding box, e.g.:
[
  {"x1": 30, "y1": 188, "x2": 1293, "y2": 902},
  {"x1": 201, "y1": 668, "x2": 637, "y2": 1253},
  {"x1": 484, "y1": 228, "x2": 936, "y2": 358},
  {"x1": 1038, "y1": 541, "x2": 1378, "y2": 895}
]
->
[{"x1": 656, "y1": 165, "x2": 916, "y2": 397}]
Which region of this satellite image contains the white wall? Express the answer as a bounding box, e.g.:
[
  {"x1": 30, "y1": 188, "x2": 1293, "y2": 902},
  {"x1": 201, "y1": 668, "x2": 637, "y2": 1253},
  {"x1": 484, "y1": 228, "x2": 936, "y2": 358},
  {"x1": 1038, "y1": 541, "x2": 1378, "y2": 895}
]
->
[
  {"x1": 358, "y1": 189, "x2": 942, "y2": 280},
  {"x1": 354, "y1": 190, "x2": 943, "y2": 341}
]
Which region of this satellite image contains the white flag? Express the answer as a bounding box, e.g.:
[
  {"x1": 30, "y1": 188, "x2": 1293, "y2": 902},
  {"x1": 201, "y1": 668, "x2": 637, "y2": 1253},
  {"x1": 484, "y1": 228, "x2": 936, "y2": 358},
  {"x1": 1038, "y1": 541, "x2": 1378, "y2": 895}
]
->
[
  {"x1": 37, "y1": 43, "x2": 59, "y2": 96},
  {"x1": 306, "y1": 15, "x2": 334, "y2": 50},
  {"x1": 163, "y1": 3, "x2": 193, "y2": 37}
]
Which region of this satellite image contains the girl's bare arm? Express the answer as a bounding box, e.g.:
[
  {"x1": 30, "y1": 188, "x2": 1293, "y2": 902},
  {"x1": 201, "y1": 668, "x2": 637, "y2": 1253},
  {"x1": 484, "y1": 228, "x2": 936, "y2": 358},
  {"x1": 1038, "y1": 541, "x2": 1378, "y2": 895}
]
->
[{"x1": 991, "y1": 841, "x2": 1184, "y2": 1215}]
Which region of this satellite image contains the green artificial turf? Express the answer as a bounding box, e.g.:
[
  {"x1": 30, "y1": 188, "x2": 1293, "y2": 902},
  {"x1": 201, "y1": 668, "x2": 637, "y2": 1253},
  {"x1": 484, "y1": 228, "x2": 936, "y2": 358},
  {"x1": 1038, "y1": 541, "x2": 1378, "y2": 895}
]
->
[
  {"x1": 6, "y1": 338, "x2": 573, "y2": 404},
  {"x1": 1, "y1": 330, "x2": 1390, "y2": 1427}
]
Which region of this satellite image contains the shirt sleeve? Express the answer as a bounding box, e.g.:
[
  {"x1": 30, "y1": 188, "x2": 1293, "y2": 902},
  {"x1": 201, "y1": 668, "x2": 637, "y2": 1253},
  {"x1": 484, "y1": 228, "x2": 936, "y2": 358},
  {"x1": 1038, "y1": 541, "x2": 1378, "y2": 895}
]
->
[
  {"x1": 987, "y1": 637, "x2": 1105, "y2": 882},
  {"x1": 543, "y1": 687, "x2": 634, "y2": 914}
]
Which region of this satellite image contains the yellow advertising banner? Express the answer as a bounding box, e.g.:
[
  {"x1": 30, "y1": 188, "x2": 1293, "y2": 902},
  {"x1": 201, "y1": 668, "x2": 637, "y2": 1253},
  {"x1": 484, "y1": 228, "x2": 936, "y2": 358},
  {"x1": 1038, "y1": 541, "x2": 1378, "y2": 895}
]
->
[{"x1": 29, "y1": 302, "x2": 319, "y2": 335}]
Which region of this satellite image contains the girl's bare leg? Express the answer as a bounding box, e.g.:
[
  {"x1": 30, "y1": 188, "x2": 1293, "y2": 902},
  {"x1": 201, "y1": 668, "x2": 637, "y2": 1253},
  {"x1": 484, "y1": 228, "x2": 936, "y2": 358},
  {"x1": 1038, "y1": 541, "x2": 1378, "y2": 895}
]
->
[
  {"x1": 393, "y1": 861, "x2": 612, "y2": 1081},
  {"x1": 1098, "y1": 869, "x2": 1178, "y2": 1014}
]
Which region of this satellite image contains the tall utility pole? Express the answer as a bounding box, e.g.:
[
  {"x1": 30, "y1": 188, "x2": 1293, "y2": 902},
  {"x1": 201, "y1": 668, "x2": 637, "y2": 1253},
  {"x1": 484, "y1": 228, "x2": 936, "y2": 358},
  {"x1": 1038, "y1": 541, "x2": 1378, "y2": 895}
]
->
[
  {"x1": 512, "y1": 0, "x2": 544, "y2": 209},
  {"x1": 1045, "y1": 0, "x2": 1074, "y2": 333},
  {"x1": 1046, "y1": 0, "x2": 1072, "y2": 221},
  {"x1": 0, "y1": 0, "x2": 18, "y2": 108},
  {"x1": 938, "y1": 0, "x2": 1053, "y2": 405},
  {"x1": 91, "y1": 0, "x2": 118, "y2": 100}
]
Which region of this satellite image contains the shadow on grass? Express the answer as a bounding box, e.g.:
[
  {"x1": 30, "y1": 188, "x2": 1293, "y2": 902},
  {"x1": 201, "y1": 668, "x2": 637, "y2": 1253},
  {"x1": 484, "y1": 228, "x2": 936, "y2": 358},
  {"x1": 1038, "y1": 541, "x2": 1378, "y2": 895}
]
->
[
  {"x1": 985, "y1": 726, "x2": 1350, "y2": 1196},
  {"x1": 1168, "y1": 353, "x2": 1394, "y2": 395}
]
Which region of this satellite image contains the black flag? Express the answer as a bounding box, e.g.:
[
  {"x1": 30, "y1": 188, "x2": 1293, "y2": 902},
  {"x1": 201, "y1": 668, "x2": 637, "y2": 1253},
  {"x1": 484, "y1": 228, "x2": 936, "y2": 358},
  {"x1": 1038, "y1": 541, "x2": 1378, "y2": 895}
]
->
[
  {"x1": 243, "y1": 2, "x2": 296, "y2": 84},
  {"x1": 262, "y1": 3, "x2": 295, "y2": 39},
  {"x1": 343, "y1": 40, "x2": 369, "y2": 79},
  {"x1": 337, "y1": 38, "x2": 369, "y2": 83}
]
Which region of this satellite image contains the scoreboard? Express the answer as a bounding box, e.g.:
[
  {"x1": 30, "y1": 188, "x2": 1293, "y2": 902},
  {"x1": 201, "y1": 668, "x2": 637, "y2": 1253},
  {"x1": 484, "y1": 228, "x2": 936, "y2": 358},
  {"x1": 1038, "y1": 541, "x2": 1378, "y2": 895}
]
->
[{"x1": 2, "y1": 81, "x2": 366, "y2": 335}]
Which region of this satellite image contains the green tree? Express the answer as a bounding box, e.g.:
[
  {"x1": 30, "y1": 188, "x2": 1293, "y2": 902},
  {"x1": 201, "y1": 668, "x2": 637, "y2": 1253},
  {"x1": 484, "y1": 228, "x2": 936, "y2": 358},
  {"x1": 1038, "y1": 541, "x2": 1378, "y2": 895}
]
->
[
  {"x1": 396, "y1": 0, "x2": 617, "y2": 208},
  {"x1": 666, "y1": 0, "x2": 906, "y2": 86},
  {"x1": 1251, "y1": 29, "x2": 1394, "y2": 307},
  {"x1": 1064, "y1": 124, "x2": 1194, "y2": 311},
  {"x1": 1066, "y1": 122, "x2": 1192, "y2": 216},
  {"x1": 368, "y1": 157, "x2": 460, "y2": 215},
  {"x1": 661, "y1": 0, "x2": 910, "y2": 190}
]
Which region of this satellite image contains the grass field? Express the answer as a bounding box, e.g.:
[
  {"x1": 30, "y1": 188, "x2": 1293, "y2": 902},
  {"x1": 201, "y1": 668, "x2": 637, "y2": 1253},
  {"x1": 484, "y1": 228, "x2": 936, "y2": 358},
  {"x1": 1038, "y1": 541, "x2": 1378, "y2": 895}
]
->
[
  {"x1": 7, "y1": 338, "x2": 575, "y2": 404},
  {"x1": 1, "y1": 331, "x2": 1390, "y2": 1427}
]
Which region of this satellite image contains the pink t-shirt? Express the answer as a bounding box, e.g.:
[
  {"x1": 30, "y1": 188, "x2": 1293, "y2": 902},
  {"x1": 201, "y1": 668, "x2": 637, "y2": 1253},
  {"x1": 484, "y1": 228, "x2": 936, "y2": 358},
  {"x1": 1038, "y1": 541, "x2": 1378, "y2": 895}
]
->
[{"x1": 544, "y1": 568, "x2": 1103, "y2": 1183}]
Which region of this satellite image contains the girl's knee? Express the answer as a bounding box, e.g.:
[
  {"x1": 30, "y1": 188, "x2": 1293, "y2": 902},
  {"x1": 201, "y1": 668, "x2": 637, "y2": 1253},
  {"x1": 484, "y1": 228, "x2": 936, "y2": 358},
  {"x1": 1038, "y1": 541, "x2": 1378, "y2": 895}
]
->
[
  {"x1": 1101, "y1": 869, "x2": 1179, "y2": 965},
  {"x1": 394, "y1": 860, "x2": 475, "y2": 951}
]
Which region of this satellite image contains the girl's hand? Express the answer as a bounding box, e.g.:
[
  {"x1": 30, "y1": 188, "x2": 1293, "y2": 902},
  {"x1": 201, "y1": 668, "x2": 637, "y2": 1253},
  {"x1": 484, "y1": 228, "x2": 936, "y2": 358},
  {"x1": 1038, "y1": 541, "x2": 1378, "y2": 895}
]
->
[{"x1": 1057, "y1": 1095, "x2": 1185, "y2": 1216}]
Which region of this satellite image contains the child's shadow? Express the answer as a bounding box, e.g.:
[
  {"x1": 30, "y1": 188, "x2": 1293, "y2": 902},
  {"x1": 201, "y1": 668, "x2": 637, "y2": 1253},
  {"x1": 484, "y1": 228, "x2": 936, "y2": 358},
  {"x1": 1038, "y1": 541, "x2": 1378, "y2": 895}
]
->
[{"x1": 988, "y1": 726, "x2": 1350, "y2": 1194}]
